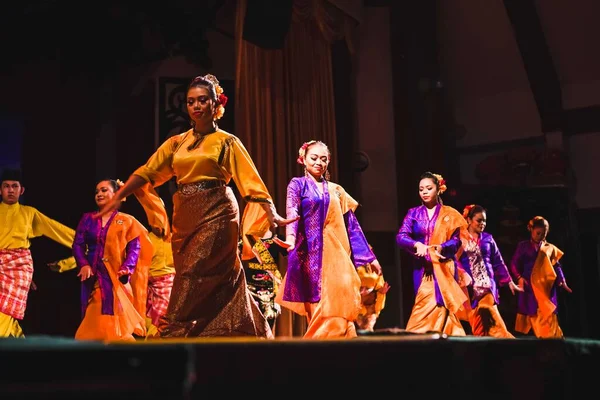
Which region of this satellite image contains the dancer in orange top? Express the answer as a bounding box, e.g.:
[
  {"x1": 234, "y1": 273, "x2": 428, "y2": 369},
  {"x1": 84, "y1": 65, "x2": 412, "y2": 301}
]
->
[{"x1": 73, "y1": 179, "x2": 152, "y2": 341}]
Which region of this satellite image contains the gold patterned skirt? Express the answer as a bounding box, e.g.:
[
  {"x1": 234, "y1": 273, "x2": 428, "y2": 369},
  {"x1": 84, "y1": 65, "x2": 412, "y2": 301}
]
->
[{"x1": 158, "y1": 183, "x2": 272, "y2": 338}]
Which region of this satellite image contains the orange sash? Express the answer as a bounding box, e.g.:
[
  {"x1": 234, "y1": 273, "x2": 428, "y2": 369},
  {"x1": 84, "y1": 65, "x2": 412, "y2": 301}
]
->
[
  {"x1": 530, "y1": 242, "x2": 564, "y2": 319},
  {"x1": 428, "y1": 206, "x2": 469, "y2": 314},
  {"x1": 104, "y1": 213, "x2": 153, "y2": 336}
]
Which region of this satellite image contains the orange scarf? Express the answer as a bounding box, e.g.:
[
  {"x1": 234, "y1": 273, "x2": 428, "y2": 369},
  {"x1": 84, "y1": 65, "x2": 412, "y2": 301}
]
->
[
  {"x1": 530, "y1": 242, "x2": 563, "y2": 319},
  {"x1": 428, "y1": 206, "x2": 469, "y2": 314},
  {"x1": 103, "y1": 213, "x2": 153, "y2": 335}
]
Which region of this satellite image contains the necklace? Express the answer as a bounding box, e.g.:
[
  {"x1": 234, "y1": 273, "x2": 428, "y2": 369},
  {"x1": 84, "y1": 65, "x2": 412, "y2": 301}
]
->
[{"x1": 188, "y1": 126, "x2": 218, "y2": 151}]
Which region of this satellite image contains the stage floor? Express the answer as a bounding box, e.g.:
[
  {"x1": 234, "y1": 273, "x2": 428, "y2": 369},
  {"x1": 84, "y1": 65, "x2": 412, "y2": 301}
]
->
[{"x1": 1, "y1": 331, "x2": 598, "y2": 399}]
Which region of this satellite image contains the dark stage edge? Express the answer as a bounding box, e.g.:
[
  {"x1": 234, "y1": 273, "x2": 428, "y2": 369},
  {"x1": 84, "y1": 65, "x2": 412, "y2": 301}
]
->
[{"x1": 1, "y1": 329, "x2": 598, "y2": 399}]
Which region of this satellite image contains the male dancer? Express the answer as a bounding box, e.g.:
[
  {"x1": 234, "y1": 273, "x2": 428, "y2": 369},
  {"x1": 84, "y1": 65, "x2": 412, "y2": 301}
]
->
[{"x1": 0, "y1": 168, "x2": 75, "y2": 337}]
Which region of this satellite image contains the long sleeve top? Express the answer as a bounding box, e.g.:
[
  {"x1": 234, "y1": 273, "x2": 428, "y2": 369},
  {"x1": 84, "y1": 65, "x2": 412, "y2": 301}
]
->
[
  {"x1": 0, "y1": 202, "x2": 74, "y2": 249},
  {"x1": 458, "y1": 231, "x2": 512, "y2": 307},
  {"x1": 396, "y1": 204, "x2": 462, "y2": 305},
  {"x1": 73, "y1": 211, "x2": 141, "y2": 316},
  {"x1": 133, "y1": 129, "x2": 275, "y2": 259},
  {"x1": 283, "y1": 176, "x2": 375, "y2": 303},
  {"x1": 133, "y1": 129, "x2": 272, "y2": 202}
]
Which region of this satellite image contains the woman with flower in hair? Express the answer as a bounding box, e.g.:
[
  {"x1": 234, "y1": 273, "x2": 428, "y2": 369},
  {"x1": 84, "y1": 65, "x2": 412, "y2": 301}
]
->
[
  {"x1": 457, "y1": 204, "x2": 522, "y2": 338},
  {"x1": 97, "y1": 74, "x2": 296, "y2": 338},
  {"x1": 276, "y1": 140, "x2": 382, "y2": 338},
  {"x1": 396, "y1": 171, "x2": 468, "y2": 335},
  {"x1": 73, "y1": 179, "x2": 152, "y2": 341},
  {"x1": 509, "y1": 216, "x2": 572, "y2": 338}
]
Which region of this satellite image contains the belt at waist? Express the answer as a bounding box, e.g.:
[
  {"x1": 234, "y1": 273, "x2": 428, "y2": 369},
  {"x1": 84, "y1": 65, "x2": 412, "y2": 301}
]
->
[{"x1": 178, "y1": 180, "x2": 226, "y2": 195}]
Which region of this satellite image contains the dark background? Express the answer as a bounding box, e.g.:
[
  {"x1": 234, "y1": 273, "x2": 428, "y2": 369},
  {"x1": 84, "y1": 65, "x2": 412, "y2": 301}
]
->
[{"x1": 1, "y1": 0, "x2": 598, "y2": 339}]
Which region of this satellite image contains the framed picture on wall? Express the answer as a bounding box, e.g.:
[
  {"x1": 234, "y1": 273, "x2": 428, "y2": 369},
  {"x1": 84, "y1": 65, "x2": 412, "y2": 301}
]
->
[{"x1": 157, "y1": 77, "x2": 191, "y2": 146}]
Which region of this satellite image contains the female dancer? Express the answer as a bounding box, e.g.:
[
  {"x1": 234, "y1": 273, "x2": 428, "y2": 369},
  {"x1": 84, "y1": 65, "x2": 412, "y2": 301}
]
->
[
  {"x1": 74, "y1": 179, "x2": 152, "y2": 341},
  {"x1": 276, "y1": 140, "x2": 381, "y2": 338},
  {"x1": 97, "y1": 74, "x2": 296, "y2": 338},
  {"x1": 510, "y1": 216, "x2": 572, "y2": 338},
  {"x1": 396, "y1": 172, "x2": 467, "y2": 336},
  {"x1": 457, "y1": 204, "x2": 521, "y2": 337}
]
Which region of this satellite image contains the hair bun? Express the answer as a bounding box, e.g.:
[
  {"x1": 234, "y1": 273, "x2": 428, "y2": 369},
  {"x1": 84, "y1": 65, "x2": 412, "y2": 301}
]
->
[{"x1": 203, "y1": 74, "x2": 220, "y2": 86}]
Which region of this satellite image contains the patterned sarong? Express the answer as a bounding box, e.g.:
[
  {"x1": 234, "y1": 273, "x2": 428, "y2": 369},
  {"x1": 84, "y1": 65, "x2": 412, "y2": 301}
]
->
[
  {"x1": 158, "y1": 185, "x2": 272, "y2": 338},
  {"x1": 147, "y1": 273, "x2": 175, "y2": 327},
  {"x1": 0, "y1": 249, "x2": 34, "y2": 320}
]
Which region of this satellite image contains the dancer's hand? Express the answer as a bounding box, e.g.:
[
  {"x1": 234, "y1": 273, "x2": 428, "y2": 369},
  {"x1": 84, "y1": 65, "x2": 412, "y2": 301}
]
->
[
  {"x1": 47, "y1": 261, "x2": 60, "y2": 272},
  {"x1": 269, "y1": 211, "x2": 299, "y2": 229},
  {"x1": 380, "y1": 281, "x2": 391, "y2": 294},
  {"x1": 508, "y1": 280, "x2": 524, "y2": 295},
  {"x1": 517, "y1": 277, "x2": 528, "y2": 291},
  {"x1": 559, "y1": 280, "x2": 573, "y2": 293},
  {"x1": 414, "y1": 242, "x2": 428, "y2": 257},
  {"x1": 78, "y1": 266, "x2": 93, "y2": 281},
  {"x1": 276, "y1": 236, "x2": 296, "y2": 252},
  {"x1": 370, "y1": 259, "x2": 383, "y2": 275},
  {"x1": 262, "y1": 203, "x2": 299, "y2": 229},
  {"x1": 93, "y1": 196, "x2": 122, "y2": 218},
  {"x1": 430, "y1": 244, "x2": 447, "y2": 260}
]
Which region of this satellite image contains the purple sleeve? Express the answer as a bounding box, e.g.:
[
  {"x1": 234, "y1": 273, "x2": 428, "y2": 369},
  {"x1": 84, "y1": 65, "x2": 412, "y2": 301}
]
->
[
  {"x1": 73, "y1": 214, "x2": 89, "y2": 268},
  {"x1": 344, "y1": 210, "x2": 376, "y2": 267},
  {"x1": 396, "y1": 211, "x2": 417, "y2": 252},
  {"x1": 120, "y1": 237, "x2": 141, "y2": 275},
  {"x1": 555, "y1": 261, "x2": 566, "y2": 284},
  {"x1": 440, "y1": 227, "x2": 462, "y2": 258},
  {"x1": 510, "y1": 244, "x2": 524, "y2": 281},
  {"x1": 285, "y1": 178, "x2": 301, "y2": 239},
  {"x1": 489, "y1": 236, "x2": 511, "y2": 285}
]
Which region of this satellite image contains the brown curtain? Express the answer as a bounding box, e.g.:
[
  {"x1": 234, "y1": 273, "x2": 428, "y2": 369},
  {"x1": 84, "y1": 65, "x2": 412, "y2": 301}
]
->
[{"x1": 235, "y1": 0, "x2": 355, "y2": 337}]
